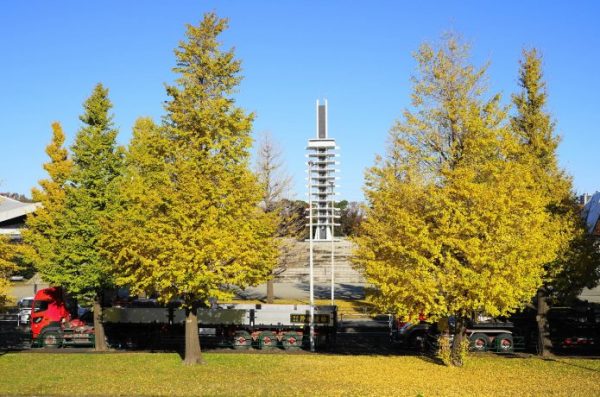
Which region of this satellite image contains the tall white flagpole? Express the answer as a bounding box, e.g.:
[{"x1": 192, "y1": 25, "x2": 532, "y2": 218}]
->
[
  {"x1": 330, "y1": 181, "x2": 335, "y2": 305},
  {"x1": 308, "y1": 160, "x2": 315, "y2": 352}
]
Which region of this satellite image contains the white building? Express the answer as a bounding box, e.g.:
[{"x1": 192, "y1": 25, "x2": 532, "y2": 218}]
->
[
  {"x1": 0, "y1": 195, "x2": 40, "y2": 240},
  {"x1": 582, "y1": 191, "x2": 600, "y2": 236},
  {"x1": 306, "y1": 100, "x2": 339, "y2": 240},
  {"x1": 579, "y1": 192, "x2": 600, "y2": 303}
]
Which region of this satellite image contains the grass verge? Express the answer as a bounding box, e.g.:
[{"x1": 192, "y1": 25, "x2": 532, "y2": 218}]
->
[{"x1": 1, "y1": 352, "x2": 599, "y2": 396}]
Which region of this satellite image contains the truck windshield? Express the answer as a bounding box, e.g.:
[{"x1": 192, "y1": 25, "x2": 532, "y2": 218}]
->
[
  {"x1": 19, "y1": 299, "x2": 33, "y2": 309},
  {"x1": 33, "y1": 300, "x2": 49, "y2": 313}
]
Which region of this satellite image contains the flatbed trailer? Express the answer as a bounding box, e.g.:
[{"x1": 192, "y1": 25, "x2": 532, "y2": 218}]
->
[
  {"x1": 103, "y1": 303, "x2": 337, "y2": 350},
  {"x1": 396, "y1": 319, "x2": 523, "y2": 353},
  {"x1": 30, "y1": 287, "x2": 337, "y2": 350}
]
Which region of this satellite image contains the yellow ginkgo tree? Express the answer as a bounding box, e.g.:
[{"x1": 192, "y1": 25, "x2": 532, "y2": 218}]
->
[
  {"x1": 353, "y1": 35, "x2": 563, "y2": 366},
  {"x1": 22, "y1": 122, "x2": 72, "y2": 288},
  {"x1": 103, "y1": 14, "x2": 278, "y2": 365},
  {"x1": 511, "y1": 49, "x2": 600, "y2": 356},
  {"x1": 0, "y1": 234, "x2": 20, "y2": 309}
]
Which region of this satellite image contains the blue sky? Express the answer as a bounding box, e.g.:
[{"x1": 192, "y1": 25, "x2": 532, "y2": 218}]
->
[{"x1": 1, "y1": 1, "x2": 598, "y2": 202}]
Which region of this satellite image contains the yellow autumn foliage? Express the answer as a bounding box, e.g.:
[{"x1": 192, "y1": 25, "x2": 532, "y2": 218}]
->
[
  {"x1": 353, "y1": 35, "x2": 562, "y2": 325},
  {"x1": 0, "y1": 234, "x2": 19, "y2": 308},
  {"x1": 22, "y1": 122, "x2": 73, "y2": 282},
  {"x1": 1, "y1": 353, "x2": 600, "y2": 397},
  {"x1": 102, "y1": 15, "x2": 278, "y2": 307}
]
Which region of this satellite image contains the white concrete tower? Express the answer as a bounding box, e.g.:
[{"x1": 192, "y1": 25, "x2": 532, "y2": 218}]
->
[{"x1": 307, "y1": 100, "x2": 339, "y2": 240}]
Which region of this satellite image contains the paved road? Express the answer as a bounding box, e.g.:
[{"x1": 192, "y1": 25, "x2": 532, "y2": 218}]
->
[{"x1": 235, "y1": 282, "x2": 366, "y2": 301}]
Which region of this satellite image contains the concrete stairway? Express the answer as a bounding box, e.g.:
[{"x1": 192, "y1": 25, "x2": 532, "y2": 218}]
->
[{"x1": 275, "y1": 238, "x2": 365, "y2": 284}]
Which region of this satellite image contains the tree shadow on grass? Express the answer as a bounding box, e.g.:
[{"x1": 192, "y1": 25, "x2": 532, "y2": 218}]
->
[
  {"x1": 542, "y1": 357, "x2": 600, "y2": 373},
  {"x1": 500, "y1": 353, "x2": 600, "y2": 373},
  {"x1": 175, "y1": 346, "x2": 185, "y2": 361},
  {"x1": 331, "y1": 339, "x2": 399, "y2": 356},
  {"x1": 417, "y1": 350, "x2": 600, "y2": 371},
  {"x1": 416, "y1": 352, "x2": 447, "y2": 366}
]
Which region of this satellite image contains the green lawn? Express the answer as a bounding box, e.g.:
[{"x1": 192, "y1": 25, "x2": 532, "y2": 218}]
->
[{"x1": 1, "y1": 352, "x2": 599, "y2": 396}]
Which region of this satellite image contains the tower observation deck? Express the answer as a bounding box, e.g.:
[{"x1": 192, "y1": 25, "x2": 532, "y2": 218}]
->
[{"x1": 307, "y1": 100, "x2": 340, "y2": 241}]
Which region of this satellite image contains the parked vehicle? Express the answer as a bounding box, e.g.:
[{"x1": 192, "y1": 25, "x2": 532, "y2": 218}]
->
[
  {"x1": 392, "y1": 320, "x2": 430, "y2": 351},
  {"x1": 30, "y1": 287, "x2": 95, "y2": 348},
  {"x1": 32, "y1": 285, "x2": 596, "y2": 355},
  {"x1": 405, "y1": 317, "x2": 521, "y2": 354},
  {"x1": 464, "y1": 321, "x2": 518, "y2": 353},
  {"x1": 103, "y1": 302, "x2": 337, "y2": 350},
  {"x1": 547, "y1": 304, "x2": 600, "y2": 351},
  {"x1": 17, "y1": 297, "x2": 33, "y2": 327},
  {"x1": 31, "y1": 286, "x2": 337, "y2": 350}
]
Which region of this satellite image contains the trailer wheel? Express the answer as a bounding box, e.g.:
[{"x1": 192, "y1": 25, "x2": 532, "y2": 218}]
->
[
  {"x1": 494, "y1": 333, "x2": 514, "y2": 353},
  {"x1": 259, "y1": 331, "x2": 277, "y2": 349},
  {"x1": 232, "y1": 331, "x2": 252, "y2": 349},
  {"x1": 42, "y1": 331, "x2": 62, "y2": 348},
  {"x1": 282, "y1": 332, "x2": 301, "y2": 350},
  {"x1": 469, "y1": 333, "x2": 488, "y2": 352}
]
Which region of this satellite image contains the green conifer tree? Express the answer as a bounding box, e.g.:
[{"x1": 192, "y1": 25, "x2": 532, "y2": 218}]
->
[{"x1": 41, "y1": 84, "x2": 123, "y2": 351}]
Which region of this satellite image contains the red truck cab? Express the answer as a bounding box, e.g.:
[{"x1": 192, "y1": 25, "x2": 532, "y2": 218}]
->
[
  {"x1": 31, "y1": 287, "x2": 94, "y2": 348},
  {"x1": 31, "y1": 287, "x2": 71, "y2": 340}
]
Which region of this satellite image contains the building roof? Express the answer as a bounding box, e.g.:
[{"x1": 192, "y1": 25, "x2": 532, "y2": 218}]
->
[
  {"x1": 0, "y1": 195, "x2": 40, "y2": 223},
  {"x1": 582, "y1": 191, "x2": 600, "y2": 236}
]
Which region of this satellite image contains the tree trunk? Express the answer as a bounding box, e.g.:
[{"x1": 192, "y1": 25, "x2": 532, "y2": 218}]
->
[
  {"x1": 93, "y1": 295, "x2": 107, "y2": 351},
  {"x1": 266, "y1": 277, "x2": 274, "y2": 304},
  {"x1": 451, "y1": 317, "x2": 467, "y2": 367},
  {"x1": 536, "y1": 289, "x2": 552, "y2": 357},
  {"x1": 183, "y1": 306, "x2": 204, "y2": 365}
]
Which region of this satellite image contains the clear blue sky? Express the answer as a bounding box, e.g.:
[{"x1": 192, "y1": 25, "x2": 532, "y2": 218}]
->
[{"x1": 1, "y1": 1, "x2": 598, "y2": 202}]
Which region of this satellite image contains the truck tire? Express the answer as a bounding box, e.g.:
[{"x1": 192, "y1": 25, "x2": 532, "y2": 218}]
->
[
  {"x1": 282, "y1": 332, "x2": 302, "y2": 350},
  {"x1": 42, "y1": 330, "x2": 62, "y2": 348},
  {"x1": 469, "y1": 333, "x2": 488, "y2": 352},
  {"x1": 494, "y1": 333, "x2": 514, "y2": 353},
  {"x1": 259, "y1": 331, "x2": 277, "y2": 349},
  {"x1": 232, "y1": 331, "x2": 252, "y2": 349}
]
